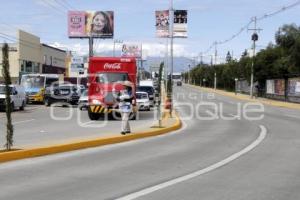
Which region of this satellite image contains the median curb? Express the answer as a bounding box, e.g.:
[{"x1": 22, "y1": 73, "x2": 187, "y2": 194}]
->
[
  {"x1": 187, "y1": 84, "x2": 300, "y2": 110},
  {"x1": 0, "y1": 112, "x2": 181, "y2": 164}
]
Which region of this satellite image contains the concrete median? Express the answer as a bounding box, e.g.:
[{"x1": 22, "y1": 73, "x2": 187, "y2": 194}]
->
[{"x1": 0, "y1": 111, "x2": 181, "y2": 164}]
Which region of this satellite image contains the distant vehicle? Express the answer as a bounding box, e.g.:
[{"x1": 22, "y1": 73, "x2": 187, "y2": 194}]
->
[
  {"x1": 78, "y1": 89, "x2": 88, "y2": 110},
  {"x1": 137, "y1": 85, "x2": 155, "y2": 107},
  {"x1": 20, "y1": 74, "x2": 59, "y2": 103},
  {"x1": 139, "y1": 80, "x2": 154, "y2": 87},
  {"x1": 172, "y1": 72, "x2": 182, "y2": 86},
  {"x1": 136, "y1": 91, "x2": 150, "y2": 111},
  {"x1": 44, "y1": 84, "x2": 80, "y2": 106},
  {"x1": 0, "y1": 84, "x2": 26, "y2": 111},
  {"x1": 176, "y1": 80, "x2": 182, "y2": 86}
]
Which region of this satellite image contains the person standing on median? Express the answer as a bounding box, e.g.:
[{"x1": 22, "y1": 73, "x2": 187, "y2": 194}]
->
[{"x1": 117, "y1": 81, "x2": 134, "y2": 135}]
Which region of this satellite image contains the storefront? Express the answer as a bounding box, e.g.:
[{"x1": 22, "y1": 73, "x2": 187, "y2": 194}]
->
[{"x1": 0, "y1": 30, "x2": 66, "y2": 83}]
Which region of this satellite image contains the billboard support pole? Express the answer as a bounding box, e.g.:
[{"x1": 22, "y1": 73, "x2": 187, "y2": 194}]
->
[{"x1": 89, "y1": 36, "x2": 94, "y2": 57}]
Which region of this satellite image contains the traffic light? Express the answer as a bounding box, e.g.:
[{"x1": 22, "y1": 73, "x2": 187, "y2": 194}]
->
[{"x1": 252, "y1": 33, "x2": 258, "y2": 41}]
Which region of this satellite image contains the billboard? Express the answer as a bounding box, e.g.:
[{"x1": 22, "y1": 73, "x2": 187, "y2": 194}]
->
[
  {"x1": 274, "y1": 79, "x2": 285, "y2": 95},
  {"x1": 267, "y1": 79, "x2": 285, "y2": 95},
  {"x1": 68, "y1": 11, "x2": 114, "y2": 38},
  {"x1": 155, "y1": 10, "x2": 188, "y2": 38},
  {"x1": 121, "y1": 44, "x2": 142, "y2": 58},
  {"x1": 71, "y1": 57, "x2": 84, "y2": 72},
  {"x1": 155, "y1": 10, "x2": 170, "y2": 38},
  {"x1": 173, "y1": 10, "x2": 188, "y2": 38},
  {"x1": 266, "y1": 80, "x2": 275, "y2": 94},
  {"x1": 288, "y1": 78, "x2": 300, "y2": 96}
]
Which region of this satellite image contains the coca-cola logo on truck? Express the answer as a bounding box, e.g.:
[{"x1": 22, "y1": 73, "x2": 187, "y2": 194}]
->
[{"x1": 104, "y1": 63, "x2": 121, "y2": 70}]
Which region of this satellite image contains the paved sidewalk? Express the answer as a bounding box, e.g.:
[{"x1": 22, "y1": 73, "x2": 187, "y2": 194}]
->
[{"x1": 187, "y1": 84, "x2": 300, "y2": 110}]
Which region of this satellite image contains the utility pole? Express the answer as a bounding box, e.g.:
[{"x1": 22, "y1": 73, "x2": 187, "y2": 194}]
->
[
  {"x1": 188, "y1": 64, "x2": 191, "y2": 84},
  {"x1": 169, "y1": 0, "x2": 174, "y2": 116},
  {"x1": 214, "y1": 41, "x2": 217, "y2": 90},
  {"x1": 165, "y1": 38, "x2": 169, "y2": 94},
  {"x1": 89, "y1": 35, "x2": 94, "y2": 57},
  {"x1": 248, "y1": 16, "x2": 262, "y2": 98},
  {"x1": 199, "y1": 52, "x2": 203, "y2": 65}
]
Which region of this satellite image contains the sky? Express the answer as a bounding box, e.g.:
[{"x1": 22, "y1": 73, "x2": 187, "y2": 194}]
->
[{"x1": 0, "y1": 0, "x2": 300, "y2": 64}]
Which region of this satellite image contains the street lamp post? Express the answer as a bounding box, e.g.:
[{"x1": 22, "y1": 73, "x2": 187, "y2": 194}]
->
[
  {"x1": 248, "y1": 16, "x2": 261, "y2": 98},
  {"x1": 169, "y1": 0, "x2": 174, "y2": 116}
]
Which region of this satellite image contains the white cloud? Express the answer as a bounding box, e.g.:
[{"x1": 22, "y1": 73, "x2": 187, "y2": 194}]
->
[{"x1": 49, "y1": 41, "x2": 192, "y2": 58}]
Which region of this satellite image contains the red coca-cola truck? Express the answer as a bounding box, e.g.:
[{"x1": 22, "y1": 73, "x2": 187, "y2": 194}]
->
[{"x1": 88, "y1": 57, "x2": 137, "y2": 120}]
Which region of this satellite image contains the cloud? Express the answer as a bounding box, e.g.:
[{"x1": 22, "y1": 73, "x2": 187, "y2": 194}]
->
[{"x1": 49, "y1": 41, "x2": 192, "y2": 58}]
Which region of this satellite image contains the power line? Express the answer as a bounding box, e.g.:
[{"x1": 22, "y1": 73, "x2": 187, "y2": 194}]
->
[
  {"x1": 257, "y1": 0, "x2": 300, "y2": 21},
  {"x1": 0, "y1": 32, "x2": 41, "y2": 50},
  {"x1": 202, "y1": 0, "x2": 300, "y2": 54},
  {"x1": 40, "y1": 0, "x2": 67, "y2": 15},
  {"x1": 61, "y1": 0, "x2": 77, "y2": 10},
  {"x1": 54, "y1": 0, "x2": 70, "y2": 10}
]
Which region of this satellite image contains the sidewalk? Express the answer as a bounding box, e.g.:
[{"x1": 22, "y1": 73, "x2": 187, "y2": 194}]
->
[{"x1": 187, "y1": 84, "x2": 300, "y2": 110}]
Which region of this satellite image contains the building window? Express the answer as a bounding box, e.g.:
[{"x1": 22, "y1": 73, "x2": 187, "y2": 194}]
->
[
  {"x1": 50, "y1": 56, "x2": 52, "y2": 66},
  {"x1": 25, "y1": 61, "x2": 33, "y2": 73},
  {"x1": 34, "y1": 63, "x2": 40, "y2": 73},
  {"x1": 44, "y1": 55, "x2": 47, "y2": 64}
]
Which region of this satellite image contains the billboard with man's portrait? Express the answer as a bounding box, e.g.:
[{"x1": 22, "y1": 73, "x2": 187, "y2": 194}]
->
[
  {"x1": 173, "y1": 10, "x2": 188, "y2": 38},
  {"x1": 68, "y1": 11, "x2": 114, "y2": 38}
]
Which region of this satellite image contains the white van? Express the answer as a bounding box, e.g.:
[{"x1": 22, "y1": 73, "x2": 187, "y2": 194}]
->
[{"x1": 0, "y1": 84, "x2": 26, "y2": 111}]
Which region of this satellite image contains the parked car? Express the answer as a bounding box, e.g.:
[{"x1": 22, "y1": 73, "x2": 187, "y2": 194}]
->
[
  {"x1": 0, "y1": 84, "x2": 26, "y2": 111},
  {"x1": 136, "y1": 91, "x2": 150, "y2": 111},
  {"x1": 44, "y1": 84, "x2": 80, "y2": 106},
  {"x1": 137, "y1": 85, "x2": 155, "y2": 107},
  {"x1": 78, "y1": 89, "x2": 88, "y2": 110}
]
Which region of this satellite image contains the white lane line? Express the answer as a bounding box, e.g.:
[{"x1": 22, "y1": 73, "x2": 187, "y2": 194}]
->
[
  {"x1": 284, "y1": 114, "x2": 300, "y2": 120},
  {"x1": 116, "y1": 125, "x2": 267, "y2": 200},
  {"x1": 13, "y1": 119, "x2": 35, "y2": 125}
]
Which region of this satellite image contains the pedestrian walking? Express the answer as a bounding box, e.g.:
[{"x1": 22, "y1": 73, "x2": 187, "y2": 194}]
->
[{"x1": 118, "y1": 81, "x2": 133, "y2": 135}]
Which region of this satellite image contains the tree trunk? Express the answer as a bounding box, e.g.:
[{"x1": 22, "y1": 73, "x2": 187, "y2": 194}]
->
[{"x1": 2, "y1": 43, "x2": 14, "y2": 151}]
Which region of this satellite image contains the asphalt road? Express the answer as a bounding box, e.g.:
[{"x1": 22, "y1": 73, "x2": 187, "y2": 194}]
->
[
  {"x1": 0, "y1": 104, "x2": 156, "y2": 147},
  {"x1": 0, "y1": 85, "x2": 300, "y2": 200}
]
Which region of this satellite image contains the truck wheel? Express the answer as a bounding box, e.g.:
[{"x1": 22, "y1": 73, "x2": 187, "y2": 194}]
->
[
  {"x1": 88, "y1": 110, "x2": 101, "y2": 120},
  {"x1": 19, "y1": 101, "x2": 25, "y2": 111}
]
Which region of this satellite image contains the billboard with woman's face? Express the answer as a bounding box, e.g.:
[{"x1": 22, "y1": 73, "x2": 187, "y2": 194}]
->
[{"x1": 68, "y1": 11, "x2": 114, "y2": 38}]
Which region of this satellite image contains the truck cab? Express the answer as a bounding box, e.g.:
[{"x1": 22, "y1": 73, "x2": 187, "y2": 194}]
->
[{"x1": 88, "y1": 57, "x2": 137, "y2": 120}]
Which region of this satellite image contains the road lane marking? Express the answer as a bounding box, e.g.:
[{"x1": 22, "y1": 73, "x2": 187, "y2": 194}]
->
[
  {"x1": 284, "y1": 114, "x2": 300, "y2": 120},
  {"x1": 13, "y1": 119, "x2": 35, "y2": 125},
  {"x1": 116, "y1": 125, "x2": 267, "y2": 200}
]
